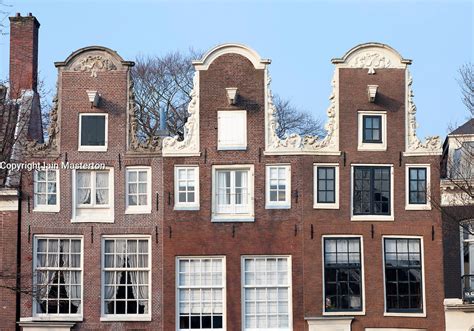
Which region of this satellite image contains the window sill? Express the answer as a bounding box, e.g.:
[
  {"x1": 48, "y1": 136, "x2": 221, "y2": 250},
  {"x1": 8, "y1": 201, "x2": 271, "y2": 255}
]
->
[
  {"x1": 78, "y1": 146, "x2": 107, "y2": 152},
  {"x1": 265, "y1": 203, "x2": 291, "y2": 210},
  {"x1": 174, "y1": 205, "x2": 200, "y2": 211},
  {"x1": 383, "y1": 312, "x2": 426, "y2": 318},
  {"x1": 125, "y1": 208, "x2": 152, "y2": 214},
  {"x1": 30, "y1": 315, "x2": 83, "y2": 322},
  {"x1": 405, "y1": 204, "x2": 431, "y2": 211},
  {"x1": 351, "y1": 215, "x2": 394, "y2": 222},
  {"x1": 71, "y1": 218, "x2": 114, "y2": 223},
  {"x1": 357, "y1": 144, "x2": 387, "y2": 152},
  {"x1": 100, "y1": 315, "x2": 151, "y2": 322},
  {"x1": 212, "y1": 215, "x2": 254, "y2": 222},
  {"x1": 314, "y1": 203, "x2": 339, "y2": 210},
  {"x1": 217, "y1": 146, "x2": 247, "y2": 151},
  {"x1": 323, "y1": 311, "x2": 365, "y2": 316},
  {"x1": 33, "y1": 206, "x2": 60, "y2": 213}
]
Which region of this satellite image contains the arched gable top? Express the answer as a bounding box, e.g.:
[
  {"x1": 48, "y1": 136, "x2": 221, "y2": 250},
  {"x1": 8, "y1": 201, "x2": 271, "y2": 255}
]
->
[
  {"x1": 192, "y1": 43, "x2": 271, "y2": 71},
  {"x1": 54, "y1": 45, "x2": 134, "y2": 69},
  {"x1": 331, "y1": 42, "x2": 412, "y2": 69}
]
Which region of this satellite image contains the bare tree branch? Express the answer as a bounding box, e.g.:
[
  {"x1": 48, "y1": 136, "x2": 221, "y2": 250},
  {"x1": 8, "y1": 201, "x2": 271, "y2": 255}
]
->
[{"x1": 458, "y1": 63, "x2": 474, "y2": 117}]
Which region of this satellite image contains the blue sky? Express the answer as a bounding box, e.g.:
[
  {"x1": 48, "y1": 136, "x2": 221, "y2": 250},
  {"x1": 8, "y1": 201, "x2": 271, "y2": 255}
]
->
[{"x1": 1, "y1": 0, "x2": 472, "y2": 138}]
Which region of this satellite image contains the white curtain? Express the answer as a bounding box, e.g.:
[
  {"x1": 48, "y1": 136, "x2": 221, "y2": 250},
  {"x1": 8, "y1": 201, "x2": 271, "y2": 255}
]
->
[
  {"x1": 77, "y1": 172, "x2": 91, "y2": 204},
  {"x1": 128, "y1": 240, "x2": 148, "y2": 305},
  {"x1": 95, "y1": 172, "x2": 109, "y2": 205}
]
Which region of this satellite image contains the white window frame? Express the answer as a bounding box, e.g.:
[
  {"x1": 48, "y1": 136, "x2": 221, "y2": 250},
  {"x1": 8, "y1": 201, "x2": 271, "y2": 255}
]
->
[
  {"x1": 382, "y1": 235, "x2": 426, "y2": 317},
  {"x1": 350, "y1": 164, "x2": 394, "y2": 221},
  {"x1": 265, "y1": 164, "x2": 291, "y2": 209},
  {"x1": 321, "y1": 235, "x2": 365, "y2": 316},
  {"x1": 217, "y1": 110, "x2": 247, "y2": 150},
  {"x1": 175, "y1": 256, "x2": 226, "y2": 331},
  {"x1": 33, "y1": 168, "x2": 60, "y2": 212},
  {"x1": 174, "y1": 165, "x2": 200, "y2": 211},
  {"x1": 125, "y1": 166, "x2": 152, "y2": 214},
  {"x1": 313, "y1": 163, "x2": 339, "y2": 209},
  {"x1": 100, "y1": 235, "x2": 152, "y2": 322},
  {"x1": 78, "y1": 113, "x2": 108, "y2": 152},
  {"x1": 32, "y1": 235, "x2": 84, "y2": 322},
  {"x1": 71, "y1": 168, "x2": 114, "y2": 223},
  {"x1": 357, "y1": 111, "x2": 387, "y2": 151},
  {"x1": 211, "y1": 164, "x2": 254, "y2": 222},
  {"x1": 241, "y1": 255, "x2": 293, "y2": 331},
  {"x1": 405, "y1": 164, "x2": 431, "y2": 210}
]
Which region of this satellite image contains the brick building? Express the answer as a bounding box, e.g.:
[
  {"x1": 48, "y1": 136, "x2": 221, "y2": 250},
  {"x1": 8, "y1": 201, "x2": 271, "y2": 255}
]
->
[{"x1": 2, "y1": 14, "x2": 448, "y2": 331}]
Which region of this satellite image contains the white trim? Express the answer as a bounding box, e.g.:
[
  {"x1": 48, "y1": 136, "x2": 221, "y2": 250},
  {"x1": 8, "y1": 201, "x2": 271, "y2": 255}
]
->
[
  {"x1": 350, "y1": 164, "x2": 394, "y2": 221},
  {"x1": 174, "y1": 165, "x2": 200, "y2": 211},
  {"x1": 265, "y1": 164, "x2": 291, "y2": 209},
  {"x1": 211, "y1": 164, "x2": 254, "y2": 222},
  {"x1": 175, "y1": 256, "x2": 226, "y2": 331},
  {"x1": 192, "y1": 43, "x2": 270, "y2": 71},
  {"x1": 217, "y1": 110, "x2": 247, "y2": 151},
  {"x1": 241, "y1": 255, "x2": 293, "y2": 331},
  {"x1": 357, "y1": 111, "x2": 387, "y2": 151},
  {"x1": 313, "y1": 163, "x2": 340, "y2": 209},
  {"x1": 32, "y1": 235, "x2": 84, "y2": 322},
  {"x1": 33, "y1": 169, "x2": 60, "y2": 213},
  {"x1": 71, "y1": 168, "x2": 114, "y2": 223},
  {"x1": 321, "y1": 235, "x2": 366, "y2": 316},
  {"x1": 125, "y1": 166, "x2": 152, "y2": 214},
  {"x1": 78, "y1": 113, "x2": 108, "y2": 152},
  {"x1": 100, "y1": 235, "x2": 152, "y2": 322},
  {"x1": 405, "y1": 164, "x2": 431, "y2": 210},
  {"x1": 382, "y1": 235, "x2": 426, "y2": 317}
]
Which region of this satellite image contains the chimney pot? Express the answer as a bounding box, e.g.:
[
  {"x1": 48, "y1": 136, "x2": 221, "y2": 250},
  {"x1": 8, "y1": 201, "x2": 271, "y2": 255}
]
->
[
  {"x1": 16, "y1": 13, "x2": 20, "y2": 17},
  {"x1": 28, "y1": 13, "x2": 33, "y2": 16}
]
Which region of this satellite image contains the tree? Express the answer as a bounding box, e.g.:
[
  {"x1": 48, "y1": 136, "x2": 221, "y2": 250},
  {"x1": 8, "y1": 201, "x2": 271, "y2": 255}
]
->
[
  {"x1": 131, "y1": 50, "x2": 323, "y2": 141},
  {"x1": 458, "y1": 63, "x2": 474, "y2": 117}
]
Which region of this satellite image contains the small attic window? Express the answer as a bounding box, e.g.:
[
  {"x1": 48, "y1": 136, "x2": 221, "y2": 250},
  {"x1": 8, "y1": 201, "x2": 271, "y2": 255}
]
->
[{"x1": 79, "y1": 113, "x2": 108, "y2": 151}]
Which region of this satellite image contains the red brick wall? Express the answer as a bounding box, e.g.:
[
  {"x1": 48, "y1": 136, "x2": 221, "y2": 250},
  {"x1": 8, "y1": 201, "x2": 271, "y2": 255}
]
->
[
  {"x1": 0, "y1": 210, "x2": 18, "y2": 330},
  {"x1": 9, "y1": 14, "x2": 39, "y2": 98}
]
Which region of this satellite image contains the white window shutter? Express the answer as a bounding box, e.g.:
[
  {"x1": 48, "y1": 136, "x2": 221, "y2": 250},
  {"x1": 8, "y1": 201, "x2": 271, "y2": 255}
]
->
[{"x1": 218, "y1": 111, "x2": 247, "y2": 150}]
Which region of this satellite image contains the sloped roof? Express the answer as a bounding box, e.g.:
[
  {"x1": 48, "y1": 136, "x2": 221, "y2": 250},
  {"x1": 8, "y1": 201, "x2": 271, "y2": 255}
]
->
[{"x1": 450, "y1": 118, "x2": 474, "y2": 135}]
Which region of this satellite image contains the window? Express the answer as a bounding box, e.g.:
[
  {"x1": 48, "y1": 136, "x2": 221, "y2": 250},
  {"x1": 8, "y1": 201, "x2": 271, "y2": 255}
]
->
[
  {"x1": 242, "y1": 256, "x2": 292, "y2": 330},
  {"x1": 217, "y1": 110, "x2": 247, "y2": 150},
  {"x1": 78, "y1": 113, "x2": 108, "y2": 151},
  {"x1": 101, "y1": 237, "x2": 151, "y2": 321},
  {"x1": 212, "y1": 165, "x2": 254, "y2": 222},
  {"x1": 461, "y1": 222, "x2": 474, "y2": 303},
  {"x1": 451, "y1": 141, "x2": 474, "y2": 179},
  {"x1": 357, "y1": 111, "x2": 387, "y2": 151},
  {"x1": 266, "y1": 165, "x2": 291, "y2": 209},
  {"x1": 33, "y1": 236, "x2": 82, "y2": 320},
  {"x1": 34, "y1": 169, "x2": 59, "y2": 212},
  {"x1": 177, "y1": 257, "x2": 225, "y2": 330},
  {"x1": 126, "y1": 167, "x2": 151, "y2": 214},
  {"x1": 405, "y1": 165, "x2": 431, "y2": 210},
  {"x1": 72, "y1": 168, "x2": 114, "y2": 222},
  {"x1": 363, "y1": 116, "x2": 382, "y2": 143},
  {"x1": 352, "y1": 166, "x2": 393, "y2": 220},
  {"x1": 323, "y1": 237, "x2": 363, "y2": 313},
  {"x1": 314, "y1": 164, "x2": 339, "y2": 209},
  {"x1": 383, "y1": 238, "x2": 424, "y2": 315},
  {"x1": 174, "y1": 166, "x2": 200, "y2": 210}
]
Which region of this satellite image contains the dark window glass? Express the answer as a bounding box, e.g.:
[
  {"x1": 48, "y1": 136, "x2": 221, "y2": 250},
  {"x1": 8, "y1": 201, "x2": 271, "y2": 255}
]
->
[
  {"x1": 317, "y1": 167, "x2": 336, "y2": 203},
  {"x1": 353, "y1": 167, "x2": 390, "y2": 215},
  {"x1": 363, "y1": 115, "x2": 382, "y2": 143},
  {"x1": 324, "y1": 238, "x2": 362, "y2": 312},
  {"x1": 80, "y1": 115, "x2": 106, "y2": 146},
  {"x1": 409, "y1": 168, "x2": 427, "y2": 204},
  {"x1": 384, "y1": 238, "x2": 423, "y2": 313}
]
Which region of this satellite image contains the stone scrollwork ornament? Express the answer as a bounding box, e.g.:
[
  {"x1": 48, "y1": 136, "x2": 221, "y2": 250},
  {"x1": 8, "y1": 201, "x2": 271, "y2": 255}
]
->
[{"x1": 73, "y1": 55, "x2": 117, "y2": 78}]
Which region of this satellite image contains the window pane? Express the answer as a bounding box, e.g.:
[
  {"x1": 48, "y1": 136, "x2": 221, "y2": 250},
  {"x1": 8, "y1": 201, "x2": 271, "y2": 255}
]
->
[{"x1": 80, "y1": 115, "x2": 105, "y2": 146}]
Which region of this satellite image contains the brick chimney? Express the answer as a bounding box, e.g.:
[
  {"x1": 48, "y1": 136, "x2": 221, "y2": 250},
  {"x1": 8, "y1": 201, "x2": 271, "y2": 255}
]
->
[{"x1": 9, "y1": 13, "x2": 40, "y2": 99}]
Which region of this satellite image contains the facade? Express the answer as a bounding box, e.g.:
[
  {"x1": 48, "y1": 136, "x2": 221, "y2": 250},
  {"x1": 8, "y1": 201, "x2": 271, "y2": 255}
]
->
[
  {"x1": 2, "y1": 13, "x2": 450, "y2": 331},
  {"x1": 441, "y1": 119, "x2": 474, "y2": 331}
]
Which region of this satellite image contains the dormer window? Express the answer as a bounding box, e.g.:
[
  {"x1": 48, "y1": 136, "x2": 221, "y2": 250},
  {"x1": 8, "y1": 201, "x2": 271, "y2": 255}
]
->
[
  {"x1": 79, "y1": 113, "x2": 108, "y2": 151},
  {"x1": 217, "y1": 110, "x2": 247, "y2": 150}
]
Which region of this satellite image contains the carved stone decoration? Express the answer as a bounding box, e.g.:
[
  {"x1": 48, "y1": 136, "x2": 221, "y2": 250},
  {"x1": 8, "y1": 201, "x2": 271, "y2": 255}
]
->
[
  {"x1": 26, "y1": 94, "x2": 59, "y2": 156},
  {"x1": 265, "y1": 68, "x2": 339, "y2": 155},
  {"x1": 73, "y1": 55, "x2": 117, "y2": 77},
  {"x1": 349, "y1": 52, "x2": 392, "y2": 74},
  {"x1": 128, "y1": 79, "x2": 161, "y2": 153},
  {"x1": 162, "y1": 71, "x2": 200, "y2": 157},
  {"x1": 405, "y1": 70, "x2": 442, "y2": 155}
]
